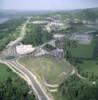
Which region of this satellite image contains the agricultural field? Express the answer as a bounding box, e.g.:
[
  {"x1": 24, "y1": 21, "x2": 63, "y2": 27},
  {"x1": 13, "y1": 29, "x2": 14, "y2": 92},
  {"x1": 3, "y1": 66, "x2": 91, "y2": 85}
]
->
[{"x1": 19, "y1": 56, "x2": 73, "y2": 85}]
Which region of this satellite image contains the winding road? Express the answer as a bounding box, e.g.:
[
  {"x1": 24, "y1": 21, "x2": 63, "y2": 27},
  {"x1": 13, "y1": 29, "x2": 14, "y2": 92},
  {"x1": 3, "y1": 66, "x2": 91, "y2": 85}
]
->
[
  {"x1": 7, "y1": 60, "x2": 50, "y2": 100},
  {"x1": 0, "y1": 17, "x2": 51, "y2": 100}
]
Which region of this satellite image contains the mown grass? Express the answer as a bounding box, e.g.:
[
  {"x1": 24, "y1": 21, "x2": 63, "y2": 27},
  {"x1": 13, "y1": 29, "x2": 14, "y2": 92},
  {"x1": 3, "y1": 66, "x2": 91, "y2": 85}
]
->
[{"x1": 68, "y1": 40, "x2": 96, "y2": 59}]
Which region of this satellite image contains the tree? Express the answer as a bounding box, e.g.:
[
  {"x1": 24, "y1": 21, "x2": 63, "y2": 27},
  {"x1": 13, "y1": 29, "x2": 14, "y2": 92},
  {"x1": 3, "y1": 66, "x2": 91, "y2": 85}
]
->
[
  {"x1": 22, "y1": 24, "x2": 53, "y2": 46},
  {"x1": 0, "y1": 77, "x2": 36, "y2": 100},
  {"x1": 58, "y1": 75, "x2": 98, "y2": 100}
]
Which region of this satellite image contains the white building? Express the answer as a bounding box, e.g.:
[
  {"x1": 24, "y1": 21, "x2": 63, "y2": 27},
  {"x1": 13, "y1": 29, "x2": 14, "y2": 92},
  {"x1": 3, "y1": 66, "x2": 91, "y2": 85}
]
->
[
  {"x1": 46, "y1": 22, "x2": 65, "y2": 32},
  {"x1": 53, "y1": 34, "x2": 65, "y2": 40},
  {"x1": 31, "y1": 21, "x2": 49, "y2": 25},
  {"x1": 16, "y1": 44, "x2": 35, "y2": 55}
]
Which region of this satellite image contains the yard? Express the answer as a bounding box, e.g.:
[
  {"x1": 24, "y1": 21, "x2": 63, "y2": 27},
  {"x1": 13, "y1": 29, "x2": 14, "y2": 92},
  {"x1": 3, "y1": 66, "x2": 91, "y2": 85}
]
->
[{"x1": 19, "y1": 56, "x2": 73, "y2": 85}]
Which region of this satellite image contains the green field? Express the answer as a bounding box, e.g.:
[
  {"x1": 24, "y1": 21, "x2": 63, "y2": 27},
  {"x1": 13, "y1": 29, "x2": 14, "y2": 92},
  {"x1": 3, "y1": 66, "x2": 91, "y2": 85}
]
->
[
  {"x1": 19, "y1": 56, "x2": 73, "y2": 85},
  {"x1": 68, "y1": 40, "x2": 96, "y2": 58},
  {"x1": 73, "y1": 25, "x2": 96, "y2": 33},
  {"x1": 77, "y1": 60, "x2": 98, "y2": 75},
  {"x1": 0, "y1": 63, "x2": 17, "y2": 81}
]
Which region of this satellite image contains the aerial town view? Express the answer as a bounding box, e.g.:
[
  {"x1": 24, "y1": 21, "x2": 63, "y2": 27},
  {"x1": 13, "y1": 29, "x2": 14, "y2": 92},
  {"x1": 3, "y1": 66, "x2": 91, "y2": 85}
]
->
[{"x1": 0, "y1": 0, "x2": 98, "y2": 100}]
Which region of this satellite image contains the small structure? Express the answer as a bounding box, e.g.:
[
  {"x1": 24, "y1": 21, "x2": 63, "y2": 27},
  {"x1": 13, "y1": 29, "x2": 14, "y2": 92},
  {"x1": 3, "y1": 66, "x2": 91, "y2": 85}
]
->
[
  {"x1": 16, "y1": 44, "x2": 35, "y2": 55},
  {"x1": 34, "y1": 48, "x2": 48, "y2": 57},
  {"x1": 53, "y1": 34, "x2": 65, "y2": 49},
  {"x1": 47, "y1": 40, "x2": 56, "y2": 48}
]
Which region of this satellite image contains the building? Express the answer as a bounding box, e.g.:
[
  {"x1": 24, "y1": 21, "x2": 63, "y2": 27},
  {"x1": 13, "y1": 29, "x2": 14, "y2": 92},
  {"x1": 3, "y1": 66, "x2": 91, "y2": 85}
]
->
[
  {"x1": 31, "y1": 21, "x2": 49, "y2": 25},
  {"x1": 34, "y1": 48, "x2": 48, "y2": 57},
  {"x1": 53, "y1": 34, "x2": 65, "y2": 40},
  {"x1": 53, "y1": 34, "x2": 65, "y2": 49},
  {"x1": 70, "y1": 33, "x2": 92, "y2": 44},
  {"x1": 16, "y1": 44, "x2": 35, "y2": 55},
  {"x1": 49, "y1": 48, "x2": 64, "y2": 59},
  {"x1": 46, "y1": 22, "x2": 65, "y2": 32}
]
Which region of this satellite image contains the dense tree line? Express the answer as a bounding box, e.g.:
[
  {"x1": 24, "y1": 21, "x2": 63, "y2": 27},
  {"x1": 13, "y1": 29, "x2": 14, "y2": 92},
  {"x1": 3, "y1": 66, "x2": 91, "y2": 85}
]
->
[
  {"x1": 22, "y1": 24, "x2": 53, "y2": 46},
  {"x1": 58, "y1": 75, "x2": 98, "y2": 100},
  {"x1": 64, "y1": 8, "x2": 98, "y2": 21},
  {"x1": 0, "y1": 18, "x2": 26, "y2": 51},
  {"x1": 76, "y1": 8, "x2": 98, "y2": 21},
  {"x1": 0, "y1": 77, "x2": 36, "y2": 100}
]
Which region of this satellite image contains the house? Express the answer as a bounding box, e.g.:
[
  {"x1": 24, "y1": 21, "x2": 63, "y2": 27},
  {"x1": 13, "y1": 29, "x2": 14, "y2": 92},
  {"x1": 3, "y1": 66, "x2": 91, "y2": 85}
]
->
[{"x1": 16, "y1": 44, "x2": 35, "y2": 55}]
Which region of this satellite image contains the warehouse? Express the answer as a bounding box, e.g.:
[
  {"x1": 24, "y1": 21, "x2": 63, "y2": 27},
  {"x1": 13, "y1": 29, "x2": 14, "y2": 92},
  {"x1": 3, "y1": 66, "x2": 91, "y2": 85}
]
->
[{"x1": 16, "y1": 44, "x2": 35, "y2": 55}]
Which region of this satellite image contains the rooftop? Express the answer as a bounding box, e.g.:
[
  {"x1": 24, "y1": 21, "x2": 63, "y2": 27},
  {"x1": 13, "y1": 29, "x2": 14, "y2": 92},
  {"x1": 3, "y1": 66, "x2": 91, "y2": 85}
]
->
[{"x1": 16, "y1": 44, "x2": 35, "y2": 55}]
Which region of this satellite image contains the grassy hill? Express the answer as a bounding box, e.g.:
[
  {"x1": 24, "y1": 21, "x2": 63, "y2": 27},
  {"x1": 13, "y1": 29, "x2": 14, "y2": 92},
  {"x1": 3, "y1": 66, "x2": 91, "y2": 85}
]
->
[{"x1": 19, "y1": 56, "x2": 73, "y2": 85}]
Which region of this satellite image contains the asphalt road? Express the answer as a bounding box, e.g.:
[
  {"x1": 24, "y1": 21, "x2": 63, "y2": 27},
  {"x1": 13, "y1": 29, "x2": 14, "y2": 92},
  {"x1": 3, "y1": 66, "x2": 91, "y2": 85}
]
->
[
  {"x1": 1, "y1": 17, "x2": 51, "y2": 100},
  {"x1": 7, "y1": 17, "x2": 30, "y2": 47},
  {"x1": 8, "y1": 60, "x2": 49, "y2": 100}
]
